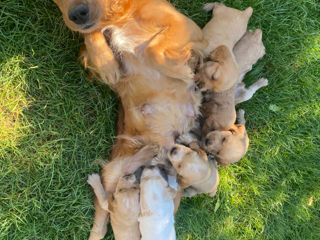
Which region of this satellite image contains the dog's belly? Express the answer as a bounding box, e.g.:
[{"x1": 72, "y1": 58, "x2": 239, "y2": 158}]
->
[{"x1": 105, "y1": 23, "x2": 162, "y2": 78}]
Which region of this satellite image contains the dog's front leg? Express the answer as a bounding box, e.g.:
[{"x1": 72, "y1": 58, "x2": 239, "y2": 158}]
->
[{"x1": 84, "y1": 31, "x2": 120, "y2": 86}]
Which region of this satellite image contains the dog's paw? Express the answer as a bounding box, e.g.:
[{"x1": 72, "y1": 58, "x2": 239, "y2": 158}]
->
[
  {"x1": 87, "y1": 173, "x2": 102, "y2": 187},
  {"x1": 257, "y1": 78, "x2": 268, "y2": 87}
]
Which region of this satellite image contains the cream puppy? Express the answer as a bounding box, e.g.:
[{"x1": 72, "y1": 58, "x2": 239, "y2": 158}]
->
[
  {"x1": 139, "y1": 165, "x2": 177, "y2": 240},
  {"x1": 202, "y1": 2, "x2": 253, "y2": 55},
  {"x1": 167, "y1": 142, "x2": 219, "y2": 197},
  {"x1": 233, "y1": 29, "x2": 268, "y2": 104},
  {"x1": 87, "y1": 173, "x2": 141, "y2": 240},
  {"x1": 203, "y1": 109, "x2": 249, "y2": 166}
]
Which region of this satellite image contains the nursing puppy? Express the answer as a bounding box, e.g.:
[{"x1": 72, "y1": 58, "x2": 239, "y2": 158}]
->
[
  {"x1": 202, "y1": 2, "x2": 253, "y2": 55},
  {"x1": 168, "y1": 142, "x2": 219, "y2": 197},
  {"x1": 203, "y1": 109, "x2": 249, "y2": 166},
  {"x1": 233, "y1": 29, "x2": 268, "y2": 104},
  {"x1": 195, "y1": 45, "x2": 239, "y2": 93},
  {"x1": 87, "y1": 143, "x2": 157, "y2": 240},
  {"x1": 139, "y1": 165, "x2": 177, "y2": 240},
  {"x1": 87, "y1": 173, "x2": 140, "y2": 240},
  {"x1": 198, "y1": 46, "x2": 239, "y2": 133},
  {"x1": 53, "y1": 0, "x2": 206, "y2": 86}
]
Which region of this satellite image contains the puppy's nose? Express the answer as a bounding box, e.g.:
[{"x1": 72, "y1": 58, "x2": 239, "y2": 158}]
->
[
  {"x1": 68, "y1": 4, "x2": 89, "y2": 25},
  {"x1": 170, "y1": 147, "x2": 177, "y2": 155},
  {"x1": 205, "y1": 138, "x2": 211, "y2": 146}
]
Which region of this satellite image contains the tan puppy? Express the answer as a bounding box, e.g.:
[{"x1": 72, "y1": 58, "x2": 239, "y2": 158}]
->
[
  {"x1": 197, "y1": 46, "x2": 239, "y2": 133},
  {"x1": 167, "y1": 142, "x2": 219, "y2": 197},
  {"x1": 87, "y1": 173, "x2": 140, "y2": 240},
  {"x1": 53, "y1": 0, "x2": 206, "y2": 86},
  {"x1": 234, "y1": 29, "x2": 266, "y2": 75},
  {"x1": 202, "y1": 2, "x2": 253, "y2": 55},
  {"x1": 139, "y1": 165, "x2": 177, "y2": 240},
  {"x1": 203, "y1": 109, "x2": 249, "y2": 166},
  {"x1": 233, "y1": 29, "x2": 268, "y2": 104},
  {"x1": 195, "y1": 45, "x2": 239, "y2": 92}
]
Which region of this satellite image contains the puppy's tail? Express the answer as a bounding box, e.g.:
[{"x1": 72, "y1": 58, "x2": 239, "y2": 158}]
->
[{"x1": 203, "y1": 2, "x2": 222, "y2": 12}]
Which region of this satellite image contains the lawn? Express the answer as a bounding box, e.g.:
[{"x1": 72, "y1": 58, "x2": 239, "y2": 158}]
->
[{"x1": 0, "y1": 0, "x2": 319, "y2": 239}]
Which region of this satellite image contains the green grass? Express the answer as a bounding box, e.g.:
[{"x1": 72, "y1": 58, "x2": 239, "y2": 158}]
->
[{"x1": 0, "y1": 0, "x2": 319, "y2": 239}]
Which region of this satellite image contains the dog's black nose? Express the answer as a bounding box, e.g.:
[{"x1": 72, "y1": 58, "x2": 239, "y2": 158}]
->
[
  {"x1": 68, "y1": 4, "x2": 89, "y2": 25},
  {"x1": 170, "y1": 147, "x2": 177, "y2": 155},
  {"x1": 205, "y1": 138, "x2": 211, "y2": 146}
]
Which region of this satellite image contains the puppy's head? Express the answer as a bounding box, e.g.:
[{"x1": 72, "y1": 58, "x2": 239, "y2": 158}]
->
[
  {"x1": 203, "y1": 124, "x2": 249, "y2": 166},
  {"x1": 196, "y1": 45, "x2": 239, "y2": 92},
  {"x1": 167, "y1": 143, "x2": 209, "y2": 186},
  {"x1": 53, "y1": 0, "x2": 107, "y2": 33},
  {"x1": 110, "y1": 174, "x2": 140, "y2": 214},
  {"x1": 140, "y1": 165, "x2": 176, "y2": 204}
]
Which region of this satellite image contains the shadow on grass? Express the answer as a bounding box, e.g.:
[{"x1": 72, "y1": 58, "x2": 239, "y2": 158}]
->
[{"x1": 1, "y1": 0, "x2": 118, "y2": 239}]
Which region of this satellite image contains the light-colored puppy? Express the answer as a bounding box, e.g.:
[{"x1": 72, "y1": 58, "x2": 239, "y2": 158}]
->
[
  {"x1": 202, "y1": 2, "x2": 253, "y2": 55},
  {"x1": 197, "y1": 46, "x2": 239, "y2": 133},
  {"x1": 139, "y1": 165, "x2": 177, "y2": 240},
  {"x1": 168, "y1": 142, "x2": 219, "y2": 197},
  {"x1": 233, "y1": 29, "x2": 268, "y2": 104},
  {"x1": 87, "y1": 173, "x2": 141, "y2": 240},
  {"x1": 195, "y1": 45, "x2": 239, "y2": 93},
  {"x1": 203, "y1": 109, "x2": 249, "y2": 166}
]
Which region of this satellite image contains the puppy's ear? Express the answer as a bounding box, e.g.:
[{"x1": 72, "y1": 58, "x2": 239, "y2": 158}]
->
[
  {"x1": 157, "y1": 164, "x2": 169, "y2": 183},
  {"x1": 189, "y1": 141, "x2": 200, "y2": 151},
  {"x1": 134, "y1": 166, "x2": 145, "y2": 183}
]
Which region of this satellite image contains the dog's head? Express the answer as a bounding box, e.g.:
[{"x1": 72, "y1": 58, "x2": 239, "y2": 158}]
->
[
  {"x1": 167, "y1": 143, "x2": 210, "y2": 187},
  {"x1": 109, "y1": 173, "x2": 140, "y2": 214},
  {"x1": 196, "y1": 45, "x2": 239, "y2": 92},
  {"x1": 203, "y1": 124, "x2": 249, "y2": 166},
  {"x1": 53, "y1": 0, "x2": 108, "y2": 33},
  {"x1": 140, "y1": 165, "x2": 176, "y2": 210}
]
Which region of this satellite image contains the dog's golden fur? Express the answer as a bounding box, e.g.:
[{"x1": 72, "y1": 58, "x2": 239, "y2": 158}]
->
[
  {"x1": 53, "y1": 0, "x2": 206, "y2": 86},
  {"x1": 87, "y1": 173, "x2": 141, "y2": 240}
]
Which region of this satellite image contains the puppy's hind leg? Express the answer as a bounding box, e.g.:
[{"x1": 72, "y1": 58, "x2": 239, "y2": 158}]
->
[
  {"x1": 87, "y1": 174, "x2": 109, "y2": 210},
  {"x1": 236, "y1": 109, "x2": 246, "y2": 125},
  {"x1": 88, "y1": 198, "x2": 109, "y2": 240},
  {"x1": 235, "y1": 78, "x2": 268, "y2": 105}
]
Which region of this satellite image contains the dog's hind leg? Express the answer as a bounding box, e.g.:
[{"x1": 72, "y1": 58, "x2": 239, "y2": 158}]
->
[
  {"x1": 88, "y1": 198, "x2": 109, "y2": 240},
  {"x1": 235, "y1": 78, "x2": 268, "y2": 104}
]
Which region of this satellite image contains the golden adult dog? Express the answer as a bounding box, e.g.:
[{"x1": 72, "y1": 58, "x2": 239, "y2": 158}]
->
[{"x1": 53, "y1": 0, "x2": 206, "y2": 86}]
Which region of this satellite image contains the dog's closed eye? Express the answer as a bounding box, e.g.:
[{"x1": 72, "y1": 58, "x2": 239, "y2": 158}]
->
[{"x1": 222, "y1": 137, "x2": 226, "y2": 143}]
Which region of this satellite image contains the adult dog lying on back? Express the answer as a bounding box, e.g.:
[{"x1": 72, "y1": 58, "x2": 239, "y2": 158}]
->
[{"x1": 53, "y1": 0, "x2": 206, "y2": 87}]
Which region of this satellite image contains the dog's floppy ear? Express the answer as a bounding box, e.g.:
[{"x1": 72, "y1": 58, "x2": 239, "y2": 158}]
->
[
  {"x1": 157, "y1": 164, "x2": 169, "y2": 183},
  {"x1": 134, "y1": 166, "x2": 145, "y2": 183}
]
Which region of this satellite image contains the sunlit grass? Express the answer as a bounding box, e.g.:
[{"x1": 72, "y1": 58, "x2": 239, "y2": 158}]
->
[{"x1": 1, "y1": 0, "x2": 319, "y2": 239}]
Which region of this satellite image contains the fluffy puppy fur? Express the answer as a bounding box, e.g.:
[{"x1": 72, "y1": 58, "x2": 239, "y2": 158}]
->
[
  {"x1": 233, "y1": 29, "x2": 268, "y2": 104},
  {"x1": 198, "y1": 46, "x2": 239, "y2": 133},
  {"x1": 195, "y1": 45, "x2": 239, "y2": 93},
  {"x1": 168, "y1": 142, "x2": 219, "y2": 197},
  {"x1": 234, "y1": 29, "x2": 266, "y2": 77},
  {"x1": 87, "y1": 173, "x2": 140, "y2": 240},
  {"x1": 53, "y1": 0, "x2": 206, "y2": 86},
  {"x1": 139, "y1": 165, "x2": 177, "y2": 240},
  {"x1": 203, "y1": 109, "x2": 249, "y2": 166},
  {"x1": 202, "y1": 2, "x2": 253, "y2": 55}
]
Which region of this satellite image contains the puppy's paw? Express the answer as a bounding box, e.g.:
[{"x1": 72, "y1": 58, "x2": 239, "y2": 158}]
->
[
  {"x1": 257, "y1": 78, "x2": 268, "y2": 87},
  {"x1": 87, "y1": 174, "x2": 102, "y2": 188},
  {"x1": 183, "y1": 187, "x2": 198, "y2": 198}
]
